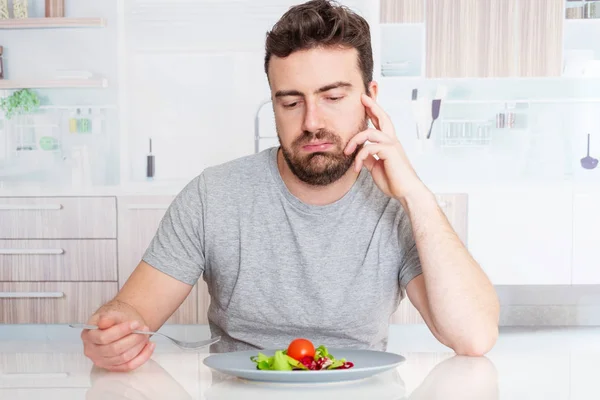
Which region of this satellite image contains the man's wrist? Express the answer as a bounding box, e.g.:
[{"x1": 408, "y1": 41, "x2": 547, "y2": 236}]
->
[{"x1": 395, "y1": 181, "x2": 437, "y2": 213}]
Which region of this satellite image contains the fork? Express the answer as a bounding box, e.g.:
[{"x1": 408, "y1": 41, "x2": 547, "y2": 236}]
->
[{"x1": 69, "y1": 323, "x2": 221, "y2": 350}]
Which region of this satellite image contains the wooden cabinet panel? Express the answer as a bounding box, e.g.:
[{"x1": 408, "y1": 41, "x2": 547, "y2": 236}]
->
[
  {"x1": 425, "y1": 0, "x2": 516, "y2": 78},
  {"x1": 381, "y1": 0, "x2": 424, "y2": 23},
  {"x1": 516, "y1": 0, "x2": 564, "y2": 77},
  {"x1": 391, "y1": 193, "x2": 468, "y2": 324},
  {"x1": 0, "y1": 282, "x2": 117, "y2": 324},
  {"x1": 572, "y1": 191, "x2": 600, "y2": 284},
  {"x1": 425, "y1": 0, "x2": 563, "y2": 77},
  {"x1": 0, "y1": 197, "x2": 116, "y2": 239},
  {"x1": 0, "y1": 240, "x2": 117, "y2": 282},
  {"x1": 117, "y1": 196, "x2": 199, "y2": 324}
]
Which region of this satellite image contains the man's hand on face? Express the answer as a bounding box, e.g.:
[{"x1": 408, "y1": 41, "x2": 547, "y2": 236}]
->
[{"x1": 344, "y1": 94, "x2": 425, "y2": 201}]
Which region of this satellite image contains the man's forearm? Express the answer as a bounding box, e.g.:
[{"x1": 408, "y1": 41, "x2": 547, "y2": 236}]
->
[{"x1": 399, "y1": 183, "x2": 500, "y2": 355}]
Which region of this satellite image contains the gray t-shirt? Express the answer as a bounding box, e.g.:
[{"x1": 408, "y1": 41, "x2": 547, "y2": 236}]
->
[{"x1": 143, "y1": 146, "x2": 422, "y2": 353}]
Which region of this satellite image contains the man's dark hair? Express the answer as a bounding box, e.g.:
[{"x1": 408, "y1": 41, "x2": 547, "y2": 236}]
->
[{"x1": 265, "y1": 0, "x2": 373, "y2": 92}]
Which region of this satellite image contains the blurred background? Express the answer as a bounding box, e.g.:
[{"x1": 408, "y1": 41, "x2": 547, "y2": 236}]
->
[{"x1": 0, "y1": 0, "x2": 599, "y2": 329}]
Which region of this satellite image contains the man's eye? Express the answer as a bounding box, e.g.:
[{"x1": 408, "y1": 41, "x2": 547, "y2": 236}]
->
[
  {"x1": 328, "y1": 96, "x2": 343, "y2": 102},
  {"x1": 283, "y1": 102, "x2": 298, "y2": 108}
]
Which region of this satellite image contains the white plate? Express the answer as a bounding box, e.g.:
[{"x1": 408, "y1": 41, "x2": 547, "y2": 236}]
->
[{"x1": 203, "y1": 348, "x2": 405, "y2": 384}]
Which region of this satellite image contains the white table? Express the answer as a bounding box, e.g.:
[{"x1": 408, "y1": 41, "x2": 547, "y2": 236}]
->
[{"x1": 0, "y1": 325, "x2": 598, "y2": 399}]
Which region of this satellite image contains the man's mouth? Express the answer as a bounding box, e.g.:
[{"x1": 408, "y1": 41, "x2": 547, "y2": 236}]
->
[{"x1": 302, "y1": 142, "x2": 333, "y2": 152}]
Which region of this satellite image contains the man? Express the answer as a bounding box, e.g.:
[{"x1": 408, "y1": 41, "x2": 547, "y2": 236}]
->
[{"x1": 81, "y1": 0, "x2": 499, "y2": 372}]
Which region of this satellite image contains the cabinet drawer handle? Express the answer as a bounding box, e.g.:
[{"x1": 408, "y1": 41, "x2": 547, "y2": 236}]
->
[
  {"x1": 0, "y1": 292, "x2": 65, "y2": 298},
  {"x1": 0, "y1": 204, "x2": 63, "y2": 210},
  {"x1": 0, "y1": 248, "x2": 65, "y2": 255},
  {"x1": 127, "y1": 204, "x2": 170, "y2": 210}
]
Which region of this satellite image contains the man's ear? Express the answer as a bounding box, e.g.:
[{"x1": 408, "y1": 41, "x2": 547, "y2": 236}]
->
[{"x1": 367, "y1": 81, "x2": 379, "y2": 101}]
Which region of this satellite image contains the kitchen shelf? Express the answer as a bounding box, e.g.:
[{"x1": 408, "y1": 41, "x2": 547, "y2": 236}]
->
[
  {"x1": 565, "y1": 18, "x2": 600, "y2": 25},
  {"x1": 0, "y1": 17, "x2": 106, "y2": 29},
  {"x1": 0, "y1": 79, "x2": 108, "y2": 89}
]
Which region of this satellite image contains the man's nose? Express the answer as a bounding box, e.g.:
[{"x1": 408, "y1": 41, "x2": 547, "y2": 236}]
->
[{"x1": 301, "y1": 101, "x2": 326, "y2": 133}]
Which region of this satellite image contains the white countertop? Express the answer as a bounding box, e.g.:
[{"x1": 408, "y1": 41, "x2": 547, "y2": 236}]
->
[{"x1": 0, "y1": 325, "x2": 598, "y2": 399}]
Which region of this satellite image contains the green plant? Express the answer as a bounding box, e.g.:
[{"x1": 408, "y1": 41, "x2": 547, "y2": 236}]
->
[{"x1": 0, "y1": 89, "x2": 40, "y2": 119}]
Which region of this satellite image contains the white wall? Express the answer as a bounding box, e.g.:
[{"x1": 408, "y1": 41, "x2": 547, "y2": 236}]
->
[{"x1": 120, "y1": 0, "x2": 376, "y2": 183}]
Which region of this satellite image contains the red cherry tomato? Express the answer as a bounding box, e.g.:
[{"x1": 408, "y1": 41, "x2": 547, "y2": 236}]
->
[{"x1": 286, "y1": 338, "x2": 315, "y2": 361}]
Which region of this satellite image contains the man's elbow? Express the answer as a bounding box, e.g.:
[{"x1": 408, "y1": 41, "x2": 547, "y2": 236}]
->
[{"x1": 452, "y1": 323, "x2": 499, "y2": 357}]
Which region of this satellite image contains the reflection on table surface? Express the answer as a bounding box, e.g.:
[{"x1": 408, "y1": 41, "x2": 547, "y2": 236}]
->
[{"x1": 1, "y1": 349, "x2": 501, "y2": 400}]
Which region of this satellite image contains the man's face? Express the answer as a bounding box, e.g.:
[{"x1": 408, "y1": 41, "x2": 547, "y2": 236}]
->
[{"x1": 268, "y1": 47, "x2": 371, "y2": 186}]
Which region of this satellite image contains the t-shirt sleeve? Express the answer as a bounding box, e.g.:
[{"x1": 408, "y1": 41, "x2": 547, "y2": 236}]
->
[
  {"x1": 142, "y1": 174, "x2": 206, "y2": 286},
  {"x1": 397, "y1": 210, "x2": 423, "y2": 290}
]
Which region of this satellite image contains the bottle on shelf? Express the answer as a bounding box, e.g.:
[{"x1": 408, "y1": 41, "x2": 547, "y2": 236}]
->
[
  {"x1": 76, "y1": 108, "x2": 91, "y2": 133},
  {"x1": 506, "y1": 102, "x2": 516, "y2": 129},
  {"x1": 496, "y1": 110, "x2": 505, "y2": 129},
  {"x1": 69, "y1": 108, "x2": 79, "y2": 133},
  {"x1": 45, "y1": 0, "x2": 64, "y2": 18},
  {"x1": 85, "y1": 108, "x2": 93, "y2": 133},
  {"x1": 584, "y1": 0, "x2": 599, "y2": 18}
]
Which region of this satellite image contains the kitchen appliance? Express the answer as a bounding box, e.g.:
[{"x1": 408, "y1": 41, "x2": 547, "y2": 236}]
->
[
  {"x1": 146, "y1": 138, "x2": 155, "y2": 179},
  {"x1": 580, "y1": 133, "x2": 598, "y2": 170},
  {"x1": 411, "y1": 88, "x2": 420, "y2": 138}
]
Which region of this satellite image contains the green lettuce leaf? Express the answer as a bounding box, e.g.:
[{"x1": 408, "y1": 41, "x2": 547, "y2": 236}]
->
[
  {"x1": 327, "y1": 358, "x2": 346, "y2": 370},
  {"x1": 314, "y1": 345, "x2": 331, "y2": 361},
  {"x1": 272, "y1": 350, "x2": 293, "y2": 370},
  {"x1": 251, "y1": 351, "x2": 308, "y2": 371},
  {"x1": 250, "y1": 352, "x2": 273, "y2": 370}
]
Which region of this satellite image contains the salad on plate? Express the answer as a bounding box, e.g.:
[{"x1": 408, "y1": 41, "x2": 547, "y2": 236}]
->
[{"x1": 250, "y1": 338, "x2": 354, "y2": 371}]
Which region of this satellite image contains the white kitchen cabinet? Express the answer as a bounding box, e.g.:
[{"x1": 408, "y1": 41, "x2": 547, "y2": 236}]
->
[
  {"x1": 467, "y1": 188, "x2": 573, "y2": 285},
  {"x1": 572, "y1": 191, "x2": 600, "y2": 284},
  {"x1": 117, "y1": 196, "x2": 201, "y2": 324}
]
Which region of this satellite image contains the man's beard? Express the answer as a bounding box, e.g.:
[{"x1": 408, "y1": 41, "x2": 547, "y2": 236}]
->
[{"x1": 278, "y1": 118, "x2": 368, "y2": 186}]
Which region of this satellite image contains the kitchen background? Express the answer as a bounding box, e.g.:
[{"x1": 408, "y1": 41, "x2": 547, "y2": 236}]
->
[{"x1": 0, "y1": 0, "x2": 599, "y2": 327}]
